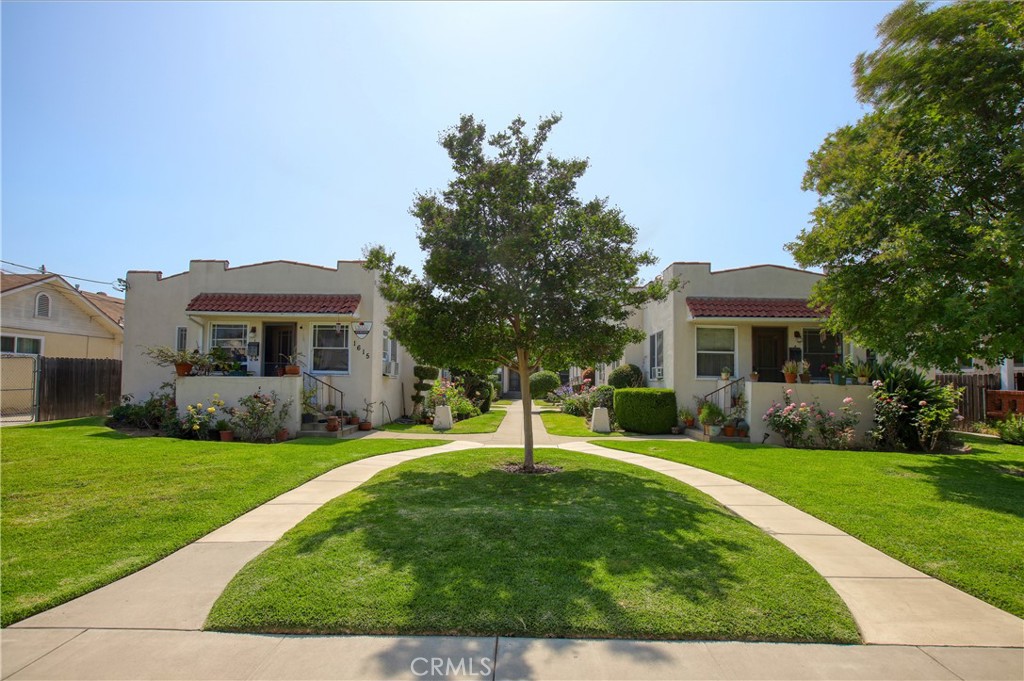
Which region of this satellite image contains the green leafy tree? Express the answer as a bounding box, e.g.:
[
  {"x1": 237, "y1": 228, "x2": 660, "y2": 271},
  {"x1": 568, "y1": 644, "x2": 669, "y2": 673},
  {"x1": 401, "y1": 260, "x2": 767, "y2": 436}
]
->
[
  {"x1": 366, "y1": 114, "x2": 673, "y2": 469},
  {"x1": 788, "y1": 0, "x2": 1023, "y2": 370}
]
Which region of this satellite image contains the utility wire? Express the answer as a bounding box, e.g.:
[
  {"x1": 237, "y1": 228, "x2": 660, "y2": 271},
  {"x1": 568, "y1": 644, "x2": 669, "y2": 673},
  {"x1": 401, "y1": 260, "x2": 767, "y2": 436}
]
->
[{"x1": 0, "y1": 260, "x2": 126, "y2": 291}]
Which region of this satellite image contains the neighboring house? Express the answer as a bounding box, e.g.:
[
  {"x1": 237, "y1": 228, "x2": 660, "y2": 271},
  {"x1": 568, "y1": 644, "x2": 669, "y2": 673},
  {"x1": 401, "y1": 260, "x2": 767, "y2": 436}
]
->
[
  {"x1": 1, "y1": 272, "x2": 125, "y2": 421},
  {"x1": 0, "y1": 272, "x2": 125, "y2": 359},
  {"x1": 122, "y1": 259, "x2": 412, "y2": 433}
]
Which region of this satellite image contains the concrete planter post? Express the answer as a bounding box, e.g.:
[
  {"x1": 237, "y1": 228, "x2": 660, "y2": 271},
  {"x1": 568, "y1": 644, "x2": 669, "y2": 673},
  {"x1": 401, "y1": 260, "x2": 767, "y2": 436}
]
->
[
  {"x1": 591, "y1": 407, "x2": 611, "y2": 433},
  {"x1": 433, "y1": 405, "x2": 453, "y2": 430}
]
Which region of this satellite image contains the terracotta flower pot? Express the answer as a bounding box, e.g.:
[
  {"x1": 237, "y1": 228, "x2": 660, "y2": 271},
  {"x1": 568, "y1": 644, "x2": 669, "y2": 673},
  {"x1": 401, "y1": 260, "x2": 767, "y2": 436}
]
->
[
  {"x1": 723, "y1": 425, "x2": 736, "y2": 437},
  {"x1": 358, "y1": 421, "x2": 372, "y2": 431},
  {"x1": 784, "y1": 373, "x2": 797, "y2": 384},
  {"x1": 348, "y1": 416, "x2": 360, "y2": 425},
  {"x1": 174, "y1": 362, "x2": 193, "y2": 377},
  {"x1": 326, "y1": 416, "x2": 340, "y2": 432},
  {"x1": 275, "y1": 428, "x2": 289, "y2": 442},
  {"x1": 219, "y1": 430, "x2": 234, "y2": 442},
  {"x1": 685, "y1": 417, "x2": 695, "y2": 428},
  {"x1": 284, "y1": 365, "x2": 300, "y2": 376},
  {"x1": 800, "y1": 373, "x2": 812, "y2": 384}
]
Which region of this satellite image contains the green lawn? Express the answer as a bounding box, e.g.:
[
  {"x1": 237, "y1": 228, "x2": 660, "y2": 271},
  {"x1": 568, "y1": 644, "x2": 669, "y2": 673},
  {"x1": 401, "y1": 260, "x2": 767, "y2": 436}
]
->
[
  {"x1": 492, "y1": 399, "x2": 514, "y2": 406},
  {"x1": 540, "y1": 411, "x2": 622, "y2": 438},
  {"x1": 206, "y1": 448, "x2": 859, "y2": 642},
  {"x1": 0, "y1": 418, "x2": 443, "y2": 626},
  {"x1": 596, "y1": 436, "x2": 1024, "y2": 618},
  {"x1": 380, "y1": 409, "x2": 506, "y2": 434}
]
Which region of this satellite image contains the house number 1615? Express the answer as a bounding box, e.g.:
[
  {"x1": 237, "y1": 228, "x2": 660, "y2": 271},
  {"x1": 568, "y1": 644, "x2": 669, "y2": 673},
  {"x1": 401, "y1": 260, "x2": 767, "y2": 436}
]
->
[{"x1": 354, "y1": 343, "x2": 371, "y2": 360}]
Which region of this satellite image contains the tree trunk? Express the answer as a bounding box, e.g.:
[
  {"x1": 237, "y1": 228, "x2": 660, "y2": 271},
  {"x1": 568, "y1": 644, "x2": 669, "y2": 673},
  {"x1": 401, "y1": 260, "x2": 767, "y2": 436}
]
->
[{"x1": 517, "y1": 348, "x2": 534, "y2": 471}]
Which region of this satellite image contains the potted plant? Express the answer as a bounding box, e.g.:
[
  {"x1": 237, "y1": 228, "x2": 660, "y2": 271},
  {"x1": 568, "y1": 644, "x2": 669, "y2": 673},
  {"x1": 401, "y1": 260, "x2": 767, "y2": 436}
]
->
[
  {"x1": 324, "y1": 403, "x2": 336, "y2": 414},
  {"x1": 345, "y1": 410, "x2": 360, "y2": 425},
  {"x1": 736, "y1": 419, "x2": 750, "y2": 437},
  {"x1": 853, "y1": 360, "x2": 873, "y2": 385},
  {"x1": 799, "y1": 361, "x2": 812, "y2": 384},
  {"x1": 829, "y1": 361, "x2": 847, "y2": 385},
  {"x1": 215, "y1": 419, "x2": 234, "y2": 442},
  {"x1": 678, "y1": 407, "x2": 696, "y2": 429},
  {"x1": 326, "y1": 415, "x2": 340, "y2": 432},
  {"x1": 720, "y1": 366, "x2": 732, "y2": 381},
  {"x1": 698, "y1": 402, "x2": 725, "y2": 437},
  {"x1": 301, "y1": 386, "x2": 317, "y2": 424},
  {"x1": 749, "y1": 370, "x2": 759, "y2": 382},
  {"x1": 359, "y1": 399, "x2": 374, "y2": 431},
  {"x1": 280, "y1": 352, "x2": 305, "y2": 376},
  {"x1": 275, "y1": 427, "x2": 289, "y2": 441},
  {"x1": 722, "y1": 420, "x2": 737, "y2": 437},
  {"x1": 142, "y1": 346, "x2": 203, "y2": 377},
  {"x1": 782, "y1": 360, "x2": 800, "y2": 384}
]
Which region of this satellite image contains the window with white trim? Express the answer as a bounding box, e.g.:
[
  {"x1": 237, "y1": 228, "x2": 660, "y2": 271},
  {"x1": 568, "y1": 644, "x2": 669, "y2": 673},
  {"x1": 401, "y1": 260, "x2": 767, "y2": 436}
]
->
[
  {"x1": 35, "y1": 293, "x2": 51, "y2": 318},
  {"x1": 649, "y1": 331, "x2": 664, "y2": 380},
  {"x1": 210, "y1": 324, "x2": 247, "y2": 362},
  {"x1": 175, "y1": 327, "x2": 188, "y2": 353},
  {"x1": 382, "y1": 329, "x2": 399, "y2": 376},
  {"x1": 312, "y1": 324, "x2": 349, "y2": 373},
  {"x1": 696, "y1": 327, "x2": 735, "y2": 378},
  {"x1": 1, "y1": 334, "x2": 43, "y2": 355}
]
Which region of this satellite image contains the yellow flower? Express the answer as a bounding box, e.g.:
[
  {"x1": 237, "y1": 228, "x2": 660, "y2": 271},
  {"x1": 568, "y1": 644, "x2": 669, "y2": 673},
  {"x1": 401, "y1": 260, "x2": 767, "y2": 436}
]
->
[
  {"x1": 197, "y1": 403, "x2": 203, "y2": 409},
  {"x1": 207, "y1": 407, "x2": 216, "y2": 414},
  {"x1": 192, "y1": 424, "x2": 200, "y2": 431},
  {"x1": 213, "y1": 393, "x2": 220, "y2": 399}
]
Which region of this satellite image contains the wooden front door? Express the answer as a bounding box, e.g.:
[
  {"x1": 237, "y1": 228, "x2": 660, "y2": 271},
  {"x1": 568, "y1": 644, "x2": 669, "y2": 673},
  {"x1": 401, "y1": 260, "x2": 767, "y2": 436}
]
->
[
  {"x1": 752, "y1": 327, "x2": 788, "y2": 382},
  {"x1": 263, "y1": 324, "x2": 296, "y2": 376},
  {"x1": 508, "y1": 369, "x2": 521, "y2": 394}
]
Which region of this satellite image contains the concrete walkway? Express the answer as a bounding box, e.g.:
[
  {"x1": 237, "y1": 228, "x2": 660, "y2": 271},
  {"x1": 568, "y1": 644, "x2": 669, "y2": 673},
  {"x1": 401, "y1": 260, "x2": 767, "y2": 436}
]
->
[{"x1": 3, "y1": 402, "x2": 1022, "y2": 680}]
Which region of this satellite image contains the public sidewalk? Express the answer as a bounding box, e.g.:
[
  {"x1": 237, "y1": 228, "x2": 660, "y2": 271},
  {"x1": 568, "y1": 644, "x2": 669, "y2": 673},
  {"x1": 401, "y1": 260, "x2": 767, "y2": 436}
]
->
[{"x1": 3, "y1": 402, "x2": 1022, "y2": 680}]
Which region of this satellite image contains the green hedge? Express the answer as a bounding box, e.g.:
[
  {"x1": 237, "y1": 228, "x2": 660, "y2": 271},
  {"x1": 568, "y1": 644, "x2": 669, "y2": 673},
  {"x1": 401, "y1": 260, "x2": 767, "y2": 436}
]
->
[
  {"x1": 530, "y1": 370, "x2": 561, "y2": 399},
  {"x1": 614, "y1": 388, "x2": 677, "y2": 434},
  {"x1": 608, "y1": 363, "x2": 644, "y2": 389}
]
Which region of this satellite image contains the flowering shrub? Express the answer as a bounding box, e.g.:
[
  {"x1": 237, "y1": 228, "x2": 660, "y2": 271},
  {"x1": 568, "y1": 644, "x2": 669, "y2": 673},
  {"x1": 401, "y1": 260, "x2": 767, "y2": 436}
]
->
[
  {"x1": 228, "y1": 391, "x2": 290, "y2": 442},
  {"x1": 996, "y1": 413, "x2": 1024, "y2": 445},
  {"x1": 812, "y1": 396, "x2": 861, "y2": 449},
  {"x1": 179, "y1": 395, "x2": 224, "y2": 439},
  {"x1": 426, "y1": 378, "x2": 479, "y2": 421},
  {"x1": 762, "y1": 389, "x2": 814, "y2": 447},
  {"x1": 870, "y1": 365, "x2": 963, "y2": 451},
  {"x1": 914, "y1": 384, "x2": 965, "y2": 452},
  {"x1": 557, "y1": 382, "x2": 614, "y2": 419}
]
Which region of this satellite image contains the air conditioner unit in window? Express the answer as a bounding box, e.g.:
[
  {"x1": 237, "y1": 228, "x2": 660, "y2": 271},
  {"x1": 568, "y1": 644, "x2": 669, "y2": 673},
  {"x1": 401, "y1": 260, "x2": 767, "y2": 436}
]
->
[{"x1": 652, "y1": 367, "x2": 664, "y2": 380}]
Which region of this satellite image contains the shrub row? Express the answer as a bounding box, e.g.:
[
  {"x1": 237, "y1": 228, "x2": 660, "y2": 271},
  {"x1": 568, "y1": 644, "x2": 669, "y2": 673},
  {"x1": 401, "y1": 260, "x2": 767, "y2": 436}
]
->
[{"x1": 614, "y1": 388, "x2": 677, "y2": 434}]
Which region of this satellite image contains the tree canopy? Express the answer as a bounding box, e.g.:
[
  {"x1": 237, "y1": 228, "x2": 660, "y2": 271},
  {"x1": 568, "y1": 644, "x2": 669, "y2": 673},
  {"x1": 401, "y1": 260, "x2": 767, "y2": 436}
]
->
[
  {"x1": 366, "y1": 114, "x2": 672, "y2": 467},
  {"x1": 788, "y1": 0, "x2": 1023, "y2": 370}
]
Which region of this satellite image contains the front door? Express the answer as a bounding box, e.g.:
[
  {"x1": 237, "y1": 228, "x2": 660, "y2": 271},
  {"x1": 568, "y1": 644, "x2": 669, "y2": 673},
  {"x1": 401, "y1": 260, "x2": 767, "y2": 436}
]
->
[
  {"x1": 752, "y1": 327, "x2": 788, "y2": 382},
  {"x1": 263, "y1": 324, "x2": 297, "y2": 376},
  {"x1": 508, "y1": 369, "x2": 521, "y2": 394}
]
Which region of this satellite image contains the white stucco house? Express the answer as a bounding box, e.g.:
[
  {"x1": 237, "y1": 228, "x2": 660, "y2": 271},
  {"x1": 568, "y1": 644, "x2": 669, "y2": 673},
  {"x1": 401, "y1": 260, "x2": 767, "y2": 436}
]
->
[{"x1": 122, "y1": 259, "x2": 414, "y2": 435}]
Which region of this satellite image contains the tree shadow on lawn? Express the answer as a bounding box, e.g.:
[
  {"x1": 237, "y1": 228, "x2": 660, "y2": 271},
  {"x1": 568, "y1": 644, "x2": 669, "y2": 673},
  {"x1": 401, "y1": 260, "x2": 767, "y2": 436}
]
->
[
  {"x1": 895, "y1": 448, "x2": 1024, "y2": 520},
  {"x1": 259, "y1": 458, "x2": 848, "y2": 641}
]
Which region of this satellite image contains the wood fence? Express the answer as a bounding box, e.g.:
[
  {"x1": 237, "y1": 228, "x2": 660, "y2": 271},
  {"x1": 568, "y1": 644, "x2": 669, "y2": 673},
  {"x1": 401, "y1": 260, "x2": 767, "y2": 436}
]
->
[
  {"x1": 933, "y1": 372, "x2": 1000, "y2": 428},
  {"x1": 38, "y1": 357, "x2": 122, "y2": 421}
]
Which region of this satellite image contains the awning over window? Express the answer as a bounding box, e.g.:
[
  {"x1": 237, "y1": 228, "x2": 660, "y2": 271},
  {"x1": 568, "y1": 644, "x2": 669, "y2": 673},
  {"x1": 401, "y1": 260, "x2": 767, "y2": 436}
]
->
[
  {"x1": 686, "y1": 297, "x2": 822, "y2": 319},
  {"x1": 185, "y1": 293, "x2": 361, "y2": 315}
]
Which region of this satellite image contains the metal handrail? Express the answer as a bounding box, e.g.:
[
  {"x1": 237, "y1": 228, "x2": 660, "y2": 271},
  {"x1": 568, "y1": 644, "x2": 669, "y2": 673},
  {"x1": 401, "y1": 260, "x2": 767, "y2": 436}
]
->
[
  {"x1": 303, "y1": 372, "x2": 344, "y2": 417},
  {"x1": 702, "y1": 376, "x2": 746, "y2": 416}
]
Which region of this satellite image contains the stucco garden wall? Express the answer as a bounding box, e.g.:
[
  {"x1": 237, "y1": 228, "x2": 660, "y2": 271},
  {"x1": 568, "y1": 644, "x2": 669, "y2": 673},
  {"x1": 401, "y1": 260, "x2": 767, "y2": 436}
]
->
[
  {"x1": 175, "y1": 375, "x2": 302, "y2": 438},
  {"x1": 745, "y1": 382, "x2": 873, "y2": 447}
]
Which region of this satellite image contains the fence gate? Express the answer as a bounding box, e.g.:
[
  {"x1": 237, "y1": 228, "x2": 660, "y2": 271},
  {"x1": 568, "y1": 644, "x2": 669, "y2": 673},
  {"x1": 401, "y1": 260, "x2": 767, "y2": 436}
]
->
[
  {"x1": 934, "y1": 372, "x2": 1000, "y2": 429},
  {"x1": 1, "y1": 354, "x2": 40, "y2": 423}
]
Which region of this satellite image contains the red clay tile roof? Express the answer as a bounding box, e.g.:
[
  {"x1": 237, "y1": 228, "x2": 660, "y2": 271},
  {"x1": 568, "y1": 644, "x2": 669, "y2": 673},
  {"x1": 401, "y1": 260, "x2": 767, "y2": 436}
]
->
[
  {"x1": 686, "y1": 297, "x2": 823, "y2": 318},
  {"x1": 186, "y1": 293, "x2": 361, "y2": 314}
]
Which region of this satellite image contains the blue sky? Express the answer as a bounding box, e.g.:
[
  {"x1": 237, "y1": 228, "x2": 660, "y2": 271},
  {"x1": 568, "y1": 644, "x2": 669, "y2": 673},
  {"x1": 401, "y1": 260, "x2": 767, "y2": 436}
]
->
[{"x1": 2, "y1": 1, "x2": 898, "y2": 296}]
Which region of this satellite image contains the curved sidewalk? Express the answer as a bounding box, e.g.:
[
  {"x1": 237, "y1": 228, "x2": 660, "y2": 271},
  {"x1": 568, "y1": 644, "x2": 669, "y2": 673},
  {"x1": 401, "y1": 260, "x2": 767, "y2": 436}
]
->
[{"x1": 3, "y1": 406, "x2": 1022, "y2": 679}]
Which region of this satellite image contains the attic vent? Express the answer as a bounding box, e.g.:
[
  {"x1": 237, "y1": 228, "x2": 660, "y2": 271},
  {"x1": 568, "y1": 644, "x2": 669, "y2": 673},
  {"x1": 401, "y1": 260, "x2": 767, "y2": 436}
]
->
[{"x1": 35, "y1": 293, "x2": 51, "y2": 318}]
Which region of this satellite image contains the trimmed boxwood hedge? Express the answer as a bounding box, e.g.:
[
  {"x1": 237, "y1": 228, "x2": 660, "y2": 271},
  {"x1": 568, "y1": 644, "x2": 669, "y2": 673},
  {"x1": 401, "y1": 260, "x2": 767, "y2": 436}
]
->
[{"x1": 614, "y1": 388, "x2": 677, "y2": 434}]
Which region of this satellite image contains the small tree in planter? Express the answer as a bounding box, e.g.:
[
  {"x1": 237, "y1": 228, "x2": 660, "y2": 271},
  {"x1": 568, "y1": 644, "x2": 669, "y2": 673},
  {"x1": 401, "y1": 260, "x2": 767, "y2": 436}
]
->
[{"x1": 698, "y1": 402, "x2": 725, "y2": 436}]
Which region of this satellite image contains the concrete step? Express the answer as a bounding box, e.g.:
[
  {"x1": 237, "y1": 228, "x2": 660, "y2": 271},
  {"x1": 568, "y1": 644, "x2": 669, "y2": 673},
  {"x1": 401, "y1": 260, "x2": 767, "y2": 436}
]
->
[
  {"x1": 299, "y1": 422, "x2": 359, "y2": 438},
  {"x1": 684, "y1": 427, "x2": 751, "y2": 444}
]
